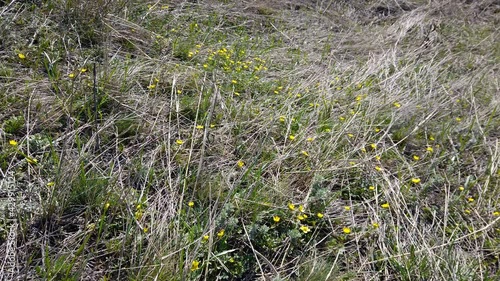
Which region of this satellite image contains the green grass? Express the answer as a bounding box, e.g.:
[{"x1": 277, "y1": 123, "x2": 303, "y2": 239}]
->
[{"x1": 1, "y1": 0, "x2": 499, "y2": 280}]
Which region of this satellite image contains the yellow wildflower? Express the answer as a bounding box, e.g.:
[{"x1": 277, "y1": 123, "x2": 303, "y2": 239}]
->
[
  {"x1": 375, "y1": 166, "x2": 382, "y2": 171},
  {"x1": 289, "y1": 135, "x2": 295, "y2": 141},
  {"x1": 411, "y1": 178, "x2": 421, "y2": 184},
  {"x1": 191, "y1": 260, "x2": 200, "y2": 271},
  {"x1": 393, "y1": 102, "x2": 401, "y2": 108},
  {"x1": 273, "y1": 216, "x2": 280, "y2": 222},
  {"x1": 299, "y1": 225, "x2": 311, "y2": 233},
  {"x1": 307, "y1": 137, "x2": 314, "y2": 142},
  {"x1": 297, "y1": 214, "x2": 305, "y2": 220},
  {"x1": 370, "y1": 143, "x2": 377, "y2": 150},
  {"x1": 413, "y1": 155, "x2": 420, "y2": 161},
  {"x1": 47, "y1": 182, "x2": 55, "y2": 187},
  {"x1": 369, "y1": 186, "x2": 375, "y2": 191},
  {"x1": 493, "y1": 211, "x2": 500, "y2": 216},
  {"x1": 237, "y1": 160, "x2": 245, "y2": 168},
  {"x1": 68, "y1": 73, "x2": 75, "y2": 78},
  {"x1": 231, "y1": 80, "x2": 237, "y2": 84},
  {"x1": 344, "y1": 206, "x2": 351, "y2": 211},
  {"x1": 279, "y1": 116, "x2": 286, "y2": 122},
  {"x1": 426, "y1": 146, "x2": 434, "y2": 153},
  {"x1": 455, "y1": 117, "x2": 462, "y2": 122},
  {"x1": 298, "y1": 205, "x2": 304, "y2": 212},
  {"x1": 147, "y1": 84, "x2": 156, "y2": 89},
  {"x1": 301, "y1": 150, "x2": 309, "y2": 157},
  {"x1": 18, "y1": 53, "x2": 26, "y2": 59},
  {"x1": 459, "y1": 186, "x2": 465, "y2": 191},
  {"x1": 196, "y1": 125, "x2": 204, "y2": 129},
  {"x1": 317, "y1": 213, "x2": 324, "y2": 218},
  {"x1": 80, "y1": 68, "x2": 87, "y2": 73},
  {"x1": 9, "y1": 140, "x2": 18, "y2": 146},
  {"x1": 372, "y1": 222, "x2": 380, "y2": 228},
  {"x1": 203, "y1": 235, "x2": 209, "y2": 241},
  {"x1": 381, "y1": 203, "x2": 390, "y2": 209},
  {"x1": 175, "y1": 139, "x2": 184, "y2": 145},
  {"x1": 468, "y1": 197, "x2": 474, "y2": 202},
  {"x1": 343, "y1": 227, "x2": 351, "y2": 234},
  {"x1": 288, "y1": 203, "x2": 295, "y2": 211},
  {"x1": 217, "y1": 229, "x2": 225, "y2": 238},
  {"x1": 347, "y1": 133, "x2": 354, "y2": 138},
  {"x1": 188, "y1": 201, "x2": 194, "y2": 207},
  {"x1": 375, "y1": 128, "x2": 381, "y2": 132}
]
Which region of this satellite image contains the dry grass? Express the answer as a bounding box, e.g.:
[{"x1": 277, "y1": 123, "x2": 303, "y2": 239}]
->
[{"x1": 1, "y1": 0, "x2": 499, "y2": 280}]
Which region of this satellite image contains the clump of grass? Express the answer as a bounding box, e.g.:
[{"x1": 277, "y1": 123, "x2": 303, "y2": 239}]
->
[{"x1": 1, "y1": 0, "x2": 499, "y2": 280}]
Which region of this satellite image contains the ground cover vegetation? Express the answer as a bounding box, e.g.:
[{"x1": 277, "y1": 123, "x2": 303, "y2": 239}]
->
[{"x1": 0, "y1": 0, "x2": 499, "y2": 280}]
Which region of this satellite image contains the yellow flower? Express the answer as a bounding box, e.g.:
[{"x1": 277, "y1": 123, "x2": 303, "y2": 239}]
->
[
  {"x1": 468, "y1": 197, "x2": 474, "y2": 202},
  {"x1": 203, "y1": 64, "x2": 208, "y2": 68},
  {"x1": 426, "y1": 146, "x2": 434, "y2": 153},
  {"x1": 375, "y1": 128, "x2": 381, "y2": 132},
  {"x1": 493, "y1": 211, "x2": 500, "y2": 216},
  {"x1": 217, "y1": 229, "x2": 225, "y2": 238},
  {"x1": 104, "y1": 202, "x2": 110, "y2": 210},
  {"x1": 18, "y1": 53, "x2": 26, "y2": 59},
  {"x1": 429, "y1": 136, "x2": 435, "y2": 141},
  {"x1": 191, "y1": 260, "x2": 200, "y2": 271},
  {"x1": 344, "y1": 206, "x2": 351, "y2": 211},
  {"x1": 9, "y1": 140, "x2": 18, "y2": 146},
  {"x1": 299, "y1": 225, "x2": 311, "y2": 233},
  {"x1": 343, "y1": 227, "x2": 351, "y2": 234},
  {"x1": 301, "y1": 150, "x2": 309, "y2": 157},
  {"x1": 289, "y1": 135, "x2": 295, "y2": 141},
  {"x1": 297, "y1": 214, "x2": 305, "y2": 220},
  {"x1": 455, "y1": 117, "x2": 462, "y2": 122},
  {"x1": 464, "y1": 209, "x2": 471, "y2": 214},
  {"x1": 196, "y1": 125, "x2": 204, "y2": 129},
  {"x1": 147, "y1": 84, "x2": 156, "y2": 89},
  {"x1": 143, "y1": 227, "x2": 148, "y2": 233},
  {"x1": 393, "y1": 102, "x2": 401, "y2": 108},
  {"x1": 273, "y1": 216, "x2": 280, "y2": 222},
  {"x1": 177, "y1": 89, "x2": 182, "y2": 94},
  {"x1": 381, "y1": 203, "x2": 390, "y2": 209},
  {"x1": 317, "y1": 213, "x2": 324, "y2": 218},
  {"x1": 411, "y1": 178, "x2": 421, "y2": 184},
  {"x1": 188, "y1": 201, "x2": 194, "y2": 207},
  {"x1": 459, "y1": 186, "x2": 465, "y2": 191},
  {"x1": 288, "y1": 203, "x2": 295, "y2": 211},
  {"x1": 347, "y1": 133, "x2": 354, "y2": 138},
  {"x1": 80, "y1": 68, "x2": 87, "y2": 73},
  {"x1": 68, "y1": 73, "x2": 75, "y2": 78},
  {"x1": 368, "y1": 186, "x2": 375, "y2": 191},
  {"x1": 372, "y1": 222, "x2": 379, "y2": 228},
  {"x1": 237, "y1": 160, "x2": 245, "y2": 168},
  {"x1": 349, "y1": 161, "x2": 356, "y2": 166},
  {"x1": 375, "y1": 155, "x2": 381, "y2": 161},
  {"x1": 279, "y1": 116, "x2": 286, "y2": 122},
  {"x1": 175, "y1": 139, "x2": 184, "y2": 145},
  {"x1": 355, "y1": 95, "x2": 362, "y2": 101},
  {"x1": 375, "y1": 166, "x2": 382, "y2": 171},
  {"x1": 324, "y1": 128, "x2": 331, "y2": 132},
  {"x1": 361, "y1": 148, "x2": 367, "y2": 153},
  {"x1": 210, "y1": 124, "x2": 216, "y2": 128},
  {"x1": 298, "y1": 205, "x2": 304, "y2": 212},
  {"x1": 231, "y1": 80, "x2": 237, "y2": 84},
  {"x1": 370, "y1": 143, "x2": 377, "y2": 150},
  {"x1": 413, "y1": 155, "x2": 420, "y2": 161},
  {"x1": 47, "y1": 182, "x2": 55, "y2": 187},
  {"x1": 339, "y1": 116, "x2": 345, "y2": 121},
  {"x1": 307, "y1": 137, "x2": 314, "y2": 142},
  {"x1": 203, "y1": 235, "x2": 209, "y2": 241}
]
